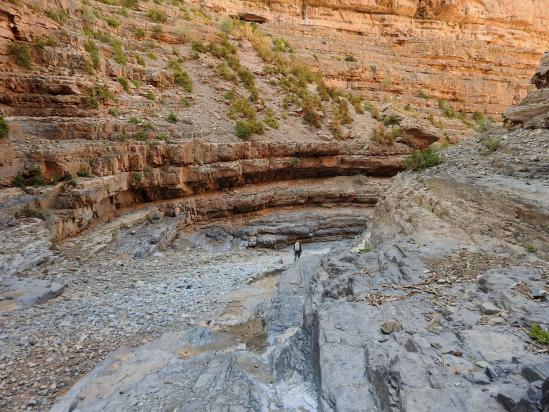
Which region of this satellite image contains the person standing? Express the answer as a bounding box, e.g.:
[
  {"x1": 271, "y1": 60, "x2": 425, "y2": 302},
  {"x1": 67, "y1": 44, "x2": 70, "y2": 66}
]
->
[{"x1": 294, "y1": 241, "x2": 302, "y2": 262}]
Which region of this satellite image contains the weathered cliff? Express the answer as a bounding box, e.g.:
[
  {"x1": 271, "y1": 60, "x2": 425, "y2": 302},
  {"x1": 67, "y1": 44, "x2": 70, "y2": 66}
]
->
[{"x1": 200, "y1": 0, "x2": 549, "y2": 115}]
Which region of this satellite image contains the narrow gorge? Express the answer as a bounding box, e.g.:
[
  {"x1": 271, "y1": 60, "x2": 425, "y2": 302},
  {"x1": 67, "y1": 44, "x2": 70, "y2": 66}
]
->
[{"x1": 0, "y1": 1, "x2": 547, "y2": 411}]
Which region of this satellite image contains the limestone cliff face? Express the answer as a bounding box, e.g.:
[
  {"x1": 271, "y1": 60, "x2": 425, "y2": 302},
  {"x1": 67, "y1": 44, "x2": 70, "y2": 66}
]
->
[{"x1": 201, "y1": 0, "x2": 549, "y2": 115}]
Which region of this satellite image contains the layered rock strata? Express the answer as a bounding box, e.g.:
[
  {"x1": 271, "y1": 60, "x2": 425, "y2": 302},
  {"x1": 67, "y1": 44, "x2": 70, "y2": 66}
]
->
[{"x1": 200, "y1": 0, "x2": 549, "y2": 115}]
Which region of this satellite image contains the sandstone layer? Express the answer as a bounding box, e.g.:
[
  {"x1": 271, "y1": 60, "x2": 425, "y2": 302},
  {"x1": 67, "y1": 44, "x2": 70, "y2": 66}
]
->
[{"x1": 200, "y1": 0, "x2": 549, "y2": 115}]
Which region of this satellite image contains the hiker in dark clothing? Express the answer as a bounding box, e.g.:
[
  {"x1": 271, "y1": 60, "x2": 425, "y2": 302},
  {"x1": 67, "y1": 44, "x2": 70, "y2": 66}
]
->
[{"x1": 294, "y1": 241, "x2": 302, "y2": 262}]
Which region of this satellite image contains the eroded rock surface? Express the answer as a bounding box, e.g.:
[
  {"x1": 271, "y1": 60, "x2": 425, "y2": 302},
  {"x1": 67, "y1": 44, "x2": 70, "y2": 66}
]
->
[{"x1": 50, "y1": 125, "x2": 549, "y2": 411}]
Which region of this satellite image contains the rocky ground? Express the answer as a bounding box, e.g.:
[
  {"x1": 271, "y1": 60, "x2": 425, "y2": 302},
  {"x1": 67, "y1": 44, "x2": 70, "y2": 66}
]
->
[
  {"x1": 44, "y1": 127, "x2": 549, "y2": 412},
  {"x1": 0, "y1": 206, "x2": 361, "y2": 410}
]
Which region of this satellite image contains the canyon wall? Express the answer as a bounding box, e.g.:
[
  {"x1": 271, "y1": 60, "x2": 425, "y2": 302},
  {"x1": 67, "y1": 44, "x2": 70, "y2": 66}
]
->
[{"x1": 202, "y1": 0, "x2": 549, "y2": 116}]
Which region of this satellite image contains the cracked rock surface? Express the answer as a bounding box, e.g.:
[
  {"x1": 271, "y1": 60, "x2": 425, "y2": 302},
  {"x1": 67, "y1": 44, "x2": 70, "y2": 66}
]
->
[{"x1": 50, "y1": 127, "x2": 548, "y2": 411}]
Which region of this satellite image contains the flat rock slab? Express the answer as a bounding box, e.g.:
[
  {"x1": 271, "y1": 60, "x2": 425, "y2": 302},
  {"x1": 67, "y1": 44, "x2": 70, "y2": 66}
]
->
[{"x1": 0, "y1": 276, "x2": 64, "y2": 312}]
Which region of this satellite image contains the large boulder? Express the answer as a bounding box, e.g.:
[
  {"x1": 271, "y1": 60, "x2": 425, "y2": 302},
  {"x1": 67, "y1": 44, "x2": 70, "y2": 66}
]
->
[{"x1": 504, "y1": 52, "x2": 549, "y2": 129}]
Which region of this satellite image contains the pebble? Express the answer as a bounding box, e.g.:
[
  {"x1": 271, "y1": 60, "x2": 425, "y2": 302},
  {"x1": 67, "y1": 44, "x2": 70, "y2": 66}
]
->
[{"x1": 380, "y1": 319, "x2": 401, "y2": 334}]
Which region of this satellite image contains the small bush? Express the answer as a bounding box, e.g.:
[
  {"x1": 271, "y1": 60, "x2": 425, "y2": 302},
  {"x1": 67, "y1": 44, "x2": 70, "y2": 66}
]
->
[
  {"x1": 15, "y1": 206, "x2": 47, "y2": 220},
  {"x1": 217, "y1": 62, "x2": 237, "y2": 81},
  {"x1": 372, "y1": 124, "x2": 395, "y2": 146},
  {"x1": 9, "y1": 42, "x2": 33, "y2": 69},
  {"x1": 363, "y1": 101, "x2": 380, "y2": 120},
  {"x1": 117, "y1": 77, "x2": 130, "y2": 92},
  {"x1": 169, "y1": 62, "x2": 192, "y2": 92},
  {"x1": 133, "y1": 130, "x2": 148, "y2": 141},
  {"x1": 147, "y1": 8, "x2": 167, "y2": 23},
  {"x1": 405, "y1": 148, "x2": 443, "y2": 171},
  {"x1": 145, "y1": 90, "x2": 156, "y2": 101},
  {"x1": 438, "y1": 98, "x2": 456, "y2": 118},
  {"x1": 480, "y1": 137, "x2": 500, "y2": 154},
  {"x1": 404, "y1": 103, "x2": 413, "y2": 111},
  {"x1": 122, "y1": 0, "x2": 139, "y2": 9},
  {"x1": 0, "y1": 116, "x2": 9, "y2": 139},
  {"x1": 110, "y1": 39, "x2": 127, "y2": 65},
  {"x1": 35, "y1": 37, "x2": 59, "y2": 48},
  {"x1": 525, "y1": 243, "x2": 536, "y2": 253},
  {"x1": 344, "y1": 55, "x2": 357, "y2": 62},
  {"x1": 166, "y1": 113, "x2": 178, "y2": 123},
  {"x1": 133, "y1": 26, "x2": 146, "y2": 39},
  {"x1": 105, "y1": 16, "x2": 120, "y2": 28},
  {"x1": 84, "y1": 40, "x2": 100, "y2": 70},
  {"x1": 13, "y1": 167, "x2": 46, "y2": 188},
  {"x1": 84, "y1": 85, "x2": 115, "y2": 108},
  {"x1": 529, "y1": 323, "x2": 549, "y2": 345},
  {"x1": 235, "y1": 119, "x2": 263, "y2": 139},
  {"x1": 46, "y1": 8, "x2": 69, "y2": 25},
  {"x1": 77, "y1": 168, "x2": 92, "y2": 177},
  {"x1": 272, "y1": 38, "x2": 292, "y2": 53},
  {"x1": 417, "y1": 90, "x2": 430, "y2": 99},
  {"x1": 263, "y1": 108, "x2": 279, "y2": 129},
  {"x1": 473, "y1": 111, "x2": 485, "y2": 123},
  {"x1": 383, "y1": 114, "x2": 401, "y2": 126},
  {"x1": 108, "y1": 108, "x2": 121, "y2": 116}
]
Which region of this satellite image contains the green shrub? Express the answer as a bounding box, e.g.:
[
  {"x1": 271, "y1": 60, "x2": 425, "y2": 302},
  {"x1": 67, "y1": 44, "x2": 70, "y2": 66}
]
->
[
  {"x1": 84, "y1": 40, "x2": 100, "y2": 70},
  {"x1": 110, "y1": 39, "x2": 127, "y2": 65},
  {"x1": 525, "y1": 243, "x2": 536, "y2": 253},
  {"x1": 84, "y1": 85, "x2": 115, "y2": 109},
  {"x1": 170, "y1": 62, "x2": 192, "y2": 92},
  {"x1": 145, "y1": 90, "x2": 156, "y2": 101},
  {"x1": 117, "y1": 77, "x2": 130, "y2": 92},
  {"x1": 529, "y1": 323, "x2": 549, "y2": 345},
  {"x1": 480, "y1": 137, "x2": 500, "y2": 154},
  {"x1": 344, "y1": 55, "x2": 357, "y2": 62},
  {"x1": 180, "y1": 97, "x2": 192, "y2": 107},
  {"x1": 0, "y1": 116, "x2": 9, "y2": 139},
  {"x1": 166, "y1": 113, "x2": 178, "y2": 123},
  {"x1": 81, "y1": 5, "x2": 96, "y2": 25},
  {"x1": 133, "y1": 130, "x2": 148, "y2": 140},
  {"x1": 8, "y1": 42, "x2": 33, "y2": 69},
  {"x1": 15, "y1": 206, "x2": 48, "y2": 220},
  {"x1": 272, "y1": 38, "x2": 292, "y2": 53},
  {"x1": 372, "y1": 124, "x2": 395, "y2": 146},
  {"x1": 13, "y1": 167, "x2": 46, "y2": 188},
  {"x1": 35, "y1": 37, "x2": 59, "y2": 48},
  {"x1": 105, "y1": 16, "x2": 120, "y2": 28},
  {"x1": 405, "y1": 148, "x2": 443, "y2": 171},
  {"x1": 147, "y1": 8, "x2": 167, "y2": 23},
  {"x1": 133, "y1": 26, "x2": 146, "y2": 39},
  {"x1": 77, "y1": 167, "x2": 92, "y2": 177},
  {"x1": 122, "y1": 0, "x2": 139, "y2": 9},
  {"x1": 417, "y1": 90, "x2": 430, "y2": 99},
  {"x1": 438, "y1": 98, "x2": 456, "y2": 118},
  {"x1": 364, "y1": 101, "x2": 380, "y2": 120},
  {"x1": 383, "y1": 114, "x2": 401, "y2": 126},
  {"x1": 217, "y1": 62, "x2": 237, "y2": 81},
  {"x1": 156, "y1": 132, "x2": 168, "y2": 141},
  {"x1": 235, "y1": 119, "x2": 263, "y2": 139},
  {"x1": 46, "y1": 8, "x2": 69, "y2": 25},
  {"x1": 263, "y1": 108, "x2": 279, "y2": 129},
  {"x1": 473, "y1": 111, "x2": 485, "y2": 123},
  {"x1": 404, "y1": 103, "x2": 413, "y2": 111}
]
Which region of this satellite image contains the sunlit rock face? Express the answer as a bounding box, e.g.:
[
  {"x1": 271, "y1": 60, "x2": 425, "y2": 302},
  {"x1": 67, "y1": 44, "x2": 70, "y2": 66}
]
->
[{"x1": 201, "y1": 0, "x2": 549, "y2": 115}]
